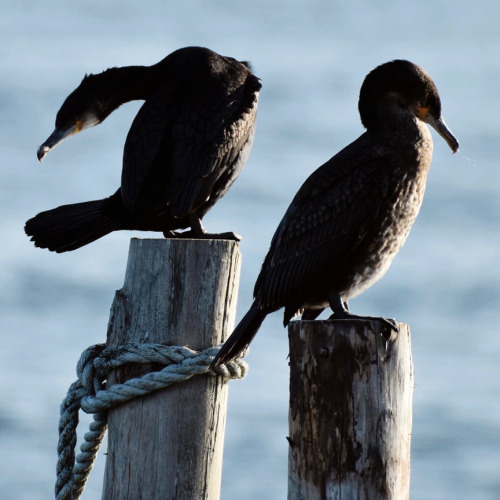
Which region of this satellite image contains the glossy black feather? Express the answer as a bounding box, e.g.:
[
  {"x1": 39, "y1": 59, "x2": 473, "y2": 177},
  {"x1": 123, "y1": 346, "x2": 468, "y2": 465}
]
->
[{"x1": 25, "y1": 195, "x2": 123, "y2": 253}]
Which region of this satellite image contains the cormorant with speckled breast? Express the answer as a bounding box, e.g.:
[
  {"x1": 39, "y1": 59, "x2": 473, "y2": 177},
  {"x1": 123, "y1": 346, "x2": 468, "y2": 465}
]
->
[
  {"x1": 25, "y1": 46, "x2": 261, "y2": 252},
  {"x1": 212, "y1": 59, "x2": 459, "y2": 367}
]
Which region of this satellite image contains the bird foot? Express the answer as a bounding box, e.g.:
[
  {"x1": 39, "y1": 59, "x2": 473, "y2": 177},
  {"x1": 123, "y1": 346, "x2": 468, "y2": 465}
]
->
[
  {"x1": 203, "y1": 231, "x2": 242, "y2": 241},
  {"x1": 163, "y1": 230, "x2": 183, "y2": 238},
  {"x1": 163, "y1": 229, "x2": 241, "y2": 241},
  {"x1": 328, "y1": 311, "x2": 398, "y2": 337}
]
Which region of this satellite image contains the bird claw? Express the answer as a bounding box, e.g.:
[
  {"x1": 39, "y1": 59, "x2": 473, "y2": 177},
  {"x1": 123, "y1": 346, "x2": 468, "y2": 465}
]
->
[
  {"x1": 207, "y1": 231, "x2": 242, "y2": 242},
  {"x1": 163, "y1": 229, "x2": 241, "y2": 241},
  {"x1": 328, "y1": 311, "x2": 398, "y2": 335},
  {"x1": 378, "y1": 316, "x2": 398, "y2": 333},
  {"x1": 381, "y1": 318, "x2": 399, "y2": 340},
  {"x1": 163, "y1": 230, "x2": 182, "y2": 238}
]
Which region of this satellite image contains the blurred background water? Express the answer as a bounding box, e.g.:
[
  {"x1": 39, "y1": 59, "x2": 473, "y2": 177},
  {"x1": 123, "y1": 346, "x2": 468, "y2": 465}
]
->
[{"x1": 1, "y1": 0, "x2": 499, "y2": 498}]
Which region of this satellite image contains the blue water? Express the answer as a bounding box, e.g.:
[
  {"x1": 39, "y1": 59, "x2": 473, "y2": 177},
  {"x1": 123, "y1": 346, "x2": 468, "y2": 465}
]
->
[{"x1": 2, "y1": 0, "x2": 500, "y2": 498}]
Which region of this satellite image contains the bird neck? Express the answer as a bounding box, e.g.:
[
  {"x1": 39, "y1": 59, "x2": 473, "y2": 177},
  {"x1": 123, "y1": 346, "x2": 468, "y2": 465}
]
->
[
  {"x1": 364, "y1": 107, "x2": 434, "y2": 176},
  {"x1": 372, "y1": 106, "x2": 431, "y2": 148},
  {"x1": 103, "y1": 65, "x2": 165, "y2": 112}
]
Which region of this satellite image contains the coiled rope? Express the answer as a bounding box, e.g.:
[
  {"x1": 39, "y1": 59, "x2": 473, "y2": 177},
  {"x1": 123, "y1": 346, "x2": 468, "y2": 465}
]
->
[{"x1": 55, "y1": 342, "x2": 248, "y2": 500}]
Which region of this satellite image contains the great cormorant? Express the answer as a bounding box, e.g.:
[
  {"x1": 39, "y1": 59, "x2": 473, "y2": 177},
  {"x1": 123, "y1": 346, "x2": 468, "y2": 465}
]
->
[
  {"x1": 25, "y1": 46, "x2": 261, "y2": 252},
  {"x1": 213, "y1": 59, "x2": 459, "y2": 366}
]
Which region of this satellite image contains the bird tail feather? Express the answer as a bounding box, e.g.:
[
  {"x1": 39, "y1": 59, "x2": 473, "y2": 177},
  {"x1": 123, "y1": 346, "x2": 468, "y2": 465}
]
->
[
  {"x1": 25, "y1": 197, "x2": 123, "y2": 253},
  {"x1": 211, "y1": 301, "x2": 266, "y2": 367}
]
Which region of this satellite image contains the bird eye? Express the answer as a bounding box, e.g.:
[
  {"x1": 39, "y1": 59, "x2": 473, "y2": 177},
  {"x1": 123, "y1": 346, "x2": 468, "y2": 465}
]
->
[{"x1": 416, "y1": 103, "x2": 430, "y2": 120}]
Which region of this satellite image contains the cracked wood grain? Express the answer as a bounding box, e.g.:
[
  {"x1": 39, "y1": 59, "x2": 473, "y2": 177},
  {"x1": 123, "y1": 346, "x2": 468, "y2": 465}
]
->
[
  {"x1": 288, "y1": 320, "x2": 413, "y2": 500},
  {"x1": 102, "y1": 238, "x2": 241, "y2": 500}
]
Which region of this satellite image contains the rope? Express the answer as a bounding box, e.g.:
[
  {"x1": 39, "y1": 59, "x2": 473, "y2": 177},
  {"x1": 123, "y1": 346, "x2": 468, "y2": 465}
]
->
[{"x1": 55, "y1": 343, "x2": 248, "y2": 500}]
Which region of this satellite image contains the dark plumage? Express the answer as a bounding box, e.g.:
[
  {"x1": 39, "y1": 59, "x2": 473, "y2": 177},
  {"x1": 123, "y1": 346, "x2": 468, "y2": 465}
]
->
[
  {"x1": 213, "y1": 59, "x2": 459, "y2": 366},
  {"x1": 26, "y1": 46, "x2": 261, "y2": 252}
]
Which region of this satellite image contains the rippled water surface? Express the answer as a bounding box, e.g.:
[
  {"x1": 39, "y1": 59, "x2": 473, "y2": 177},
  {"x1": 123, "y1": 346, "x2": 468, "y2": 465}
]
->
[{"x1": 1, "y1": 1, "x2": 500, "y2": 498}]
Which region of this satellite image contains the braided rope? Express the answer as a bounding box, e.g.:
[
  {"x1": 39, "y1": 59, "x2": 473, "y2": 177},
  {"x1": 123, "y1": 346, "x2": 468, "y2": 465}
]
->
[{"x1": 55, "y1": 343, "x2": 248, "y2": 500}]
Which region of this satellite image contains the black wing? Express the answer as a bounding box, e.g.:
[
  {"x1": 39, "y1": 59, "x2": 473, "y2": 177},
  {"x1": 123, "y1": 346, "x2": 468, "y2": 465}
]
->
[
  {"x1": 254, "y1": 133, "x2": 392, "y2": 309},
  {"x1": 167, "y1": 75, "x2": 260, "y2": 217},
  {"x1": 121, "y1": 72, "x2": 260, "y2": 218}
]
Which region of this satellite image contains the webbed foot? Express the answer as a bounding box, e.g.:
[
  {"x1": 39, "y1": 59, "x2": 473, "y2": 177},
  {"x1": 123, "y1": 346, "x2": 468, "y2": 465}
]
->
[
  {"x1": 327, "y1": 310, "x2": 398, "y2": 334},
  {"x1": 199, "y1": 230, "x2": 242, "y2": 241},
  {"x1": 188, "y1": 215, "x2": 242, "y2": 241},
  {"x1": 163, "y1": 230, "x2": 182, "y2": 238},
  {"x1": 327, "y1": 291, "x2": 398, "y2": 335}
]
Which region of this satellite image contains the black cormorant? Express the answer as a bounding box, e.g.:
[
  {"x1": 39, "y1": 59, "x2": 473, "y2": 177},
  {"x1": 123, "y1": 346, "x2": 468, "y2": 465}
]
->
[
  {"x1": 25, "y1": 46, "x2": 261, "y2": 252},
  {"x1": 213, "y1": 59, "x2": 459, "y2": 366}
]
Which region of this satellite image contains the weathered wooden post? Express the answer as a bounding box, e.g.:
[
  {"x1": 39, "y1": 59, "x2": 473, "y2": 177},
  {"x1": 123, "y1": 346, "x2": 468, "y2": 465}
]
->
[
  {"x1": 102, "y1": 238, "x2": 241, "y2": 499},
  {"x1": 288, "y1": 319, "x2": 413, "y2": 500}
]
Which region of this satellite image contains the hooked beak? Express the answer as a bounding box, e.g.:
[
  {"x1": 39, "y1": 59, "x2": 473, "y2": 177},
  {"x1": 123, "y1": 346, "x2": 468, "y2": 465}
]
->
[
  {"x1": 37, "y1": 126, "x2": 78, "y2": 161},
  {"x1": 423, "y1": 113, "x2": 459, "y2": 154}
]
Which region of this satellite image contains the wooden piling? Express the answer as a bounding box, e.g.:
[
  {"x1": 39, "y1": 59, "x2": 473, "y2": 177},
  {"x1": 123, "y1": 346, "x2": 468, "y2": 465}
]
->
[
  {"x1": 102, "y1": 238, "x2": 241, "y2": 500},
  {"x1": 287, "y1": 319, "x2": 413, "y2": 500}
]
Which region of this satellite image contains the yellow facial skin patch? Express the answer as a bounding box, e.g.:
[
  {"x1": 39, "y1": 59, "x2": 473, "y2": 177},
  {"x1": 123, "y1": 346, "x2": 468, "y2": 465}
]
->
[
  {"x1": 417, "y1": 105, "x2": 429, "y2": 120},
  {"x1": 74, "y1": 120, "x2": 84, "y2": 133}
]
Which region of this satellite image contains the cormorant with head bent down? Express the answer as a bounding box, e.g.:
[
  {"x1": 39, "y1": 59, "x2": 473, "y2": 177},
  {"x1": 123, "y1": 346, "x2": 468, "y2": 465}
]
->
[
  {"x1": 212, "y1": 59, "x2": 459, "y2": 367},
  {"x1": 25, "y1": 46, "x2": 261, "y2": 252}
]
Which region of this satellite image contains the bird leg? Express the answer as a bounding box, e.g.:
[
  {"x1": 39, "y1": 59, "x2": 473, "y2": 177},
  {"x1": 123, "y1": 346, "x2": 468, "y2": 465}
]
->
[
  {"x1": 301, "y1": 308, "x2": 324, "y2": 320},
  {"x1": 187, "y1": 215, "x2": 242, "y2": 241},
  {"x1": 162, "y1": 216, "x2": 241, "y2": 240},
  {"x1": 327, "y1": 291, "x2": 398, "y2": 333}
]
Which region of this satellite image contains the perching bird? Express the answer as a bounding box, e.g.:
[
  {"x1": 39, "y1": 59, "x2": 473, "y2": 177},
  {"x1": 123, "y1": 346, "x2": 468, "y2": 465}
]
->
[
  {"x1": 212, "y1": 59, "x2": 459, "y2": 366},
  {"x1": 25, "y1": 46, "x2": 261, "y2": 252}
]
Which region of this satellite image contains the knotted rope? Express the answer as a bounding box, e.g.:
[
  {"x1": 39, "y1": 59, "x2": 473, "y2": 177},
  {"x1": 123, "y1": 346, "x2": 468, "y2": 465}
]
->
[{"x1": 55, "y1": 342, "x2": 248, "y2": 500}]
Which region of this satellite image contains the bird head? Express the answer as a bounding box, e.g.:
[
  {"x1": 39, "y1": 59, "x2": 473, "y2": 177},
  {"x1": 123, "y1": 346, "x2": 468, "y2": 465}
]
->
[
  {"x1": 358, "y1": 60, "x2": 459, "y2": 153},
  {"x1": 37, "y1": 73, "x2": 110, "y2": 161}
]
